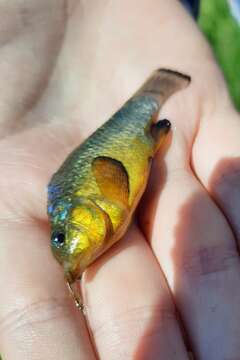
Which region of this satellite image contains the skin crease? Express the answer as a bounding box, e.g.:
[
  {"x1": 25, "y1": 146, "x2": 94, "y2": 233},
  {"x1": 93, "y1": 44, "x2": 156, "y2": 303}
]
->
[{"x1": 0, "y1": 0, "x2": 240, "y2": 359}]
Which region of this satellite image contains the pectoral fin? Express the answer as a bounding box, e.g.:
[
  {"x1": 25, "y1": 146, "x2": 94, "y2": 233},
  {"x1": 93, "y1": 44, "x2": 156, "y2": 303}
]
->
[{"x1": 92, "y1": 156, "x2": 129, "y2": 206}]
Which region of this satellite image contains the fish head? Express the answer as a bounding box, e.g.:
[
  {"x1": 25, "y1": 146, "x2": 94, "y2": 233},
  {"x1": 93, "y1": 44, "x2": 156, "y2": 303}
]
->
[{"x1": 49, "y1": 197, "x2": 112, "y2": 283}]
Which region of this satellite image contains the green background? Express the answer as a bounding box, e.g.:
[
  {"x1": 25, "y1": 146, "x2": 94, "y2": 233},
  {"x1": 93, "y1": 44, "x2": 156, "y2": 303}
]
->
[{"x1": 199, "y1": 0, "x2": 240, "y2": 110}]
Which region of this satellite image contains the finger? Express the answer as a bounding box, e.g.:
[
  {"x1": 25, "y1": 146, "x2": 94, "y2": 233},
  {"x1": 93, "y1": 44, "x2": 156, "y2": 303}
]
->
[
  {"x1": 82, "y1": 223, "x2": 189, "y2": 360},
  {"x1": 0, "y1": 1, "x2": 67, "y2": 137},
  {"x1": 0, "y1": 221, "x2": 96, "y2": 360},
  {"x1": 0, "y1": 126, "x2": 187, "y2": 359},
  {"x1": 140, "y1": 126, "x2": 240, "y2": 359},
  {"x1": 30, "y1": 0, "x2": 219, "y2": 133},
  {"x1": 0, "y1": 122, "x2": 80, "y2": 222},
  {"x1": 192, "y1": 107, "x2": 240, "y2": 244}
]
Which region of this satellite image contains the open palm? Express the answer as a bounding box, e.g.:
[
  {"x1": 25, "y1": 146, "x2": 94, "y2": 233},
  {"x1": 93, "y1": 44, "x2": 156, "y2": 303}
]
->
[{"x1": 0, "y1": 1, "x2": 240, "y2": 359}]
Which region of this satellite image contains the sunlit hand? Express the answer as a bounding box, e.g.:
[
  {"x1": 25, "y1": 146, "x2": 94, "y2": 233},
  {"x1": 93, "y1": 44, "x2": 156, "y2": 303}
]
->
[{"x1": 0, "y1": 1, "x2": 240, "y2": 359}]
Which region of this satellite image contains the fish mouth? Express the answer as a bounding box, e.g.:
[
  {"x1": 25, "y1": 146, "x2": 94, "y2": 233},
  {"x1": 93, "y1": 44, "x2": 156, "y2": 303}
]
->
[
  {"x1": 64, "y1": 262, "x2": 82, "y2": 284},
  {"x1": 64, "y1": 270, "x2": 75, "y2": 284}
]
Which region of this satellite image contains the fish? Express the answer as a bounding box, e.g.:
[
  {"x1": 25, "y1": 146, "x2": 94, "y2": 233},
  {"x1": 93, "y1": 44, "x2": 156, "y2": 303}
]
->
[{"x1": 47, "y1": 69, "x2": 191, "y2": 285}]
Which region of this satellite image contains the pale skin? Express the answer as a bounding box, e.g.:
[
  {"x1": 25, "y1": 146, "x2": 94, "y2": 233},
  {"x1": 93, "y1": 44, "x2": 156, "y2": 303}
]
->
[{"x1": 0, "y1": 0, "x2": 240, "y2": 359}]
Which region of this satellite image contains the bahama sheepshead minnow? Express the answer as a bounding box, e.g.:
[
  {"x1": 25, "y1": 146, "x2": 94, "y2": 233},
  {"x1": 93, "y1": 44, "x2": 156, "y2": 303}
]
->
[{"x1": 47, "y1": 69, "x2": 191, "y2": 285}]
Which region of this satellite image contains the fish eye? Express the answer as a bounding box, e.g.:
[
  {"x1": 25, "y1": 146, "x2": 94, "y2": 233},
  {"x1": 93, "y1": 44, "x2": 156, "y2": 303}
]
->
[{"x1": 51, "y1": 232, "x2": 65, "y2": 248}]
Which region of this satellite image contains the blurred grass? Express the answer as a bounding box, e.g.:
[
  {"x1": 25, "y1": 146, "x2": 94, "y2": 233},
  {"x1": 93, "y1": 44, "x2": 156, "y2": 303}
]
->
[{"x1": 199, "y1": 0, "x2": 240, "y2": 110}]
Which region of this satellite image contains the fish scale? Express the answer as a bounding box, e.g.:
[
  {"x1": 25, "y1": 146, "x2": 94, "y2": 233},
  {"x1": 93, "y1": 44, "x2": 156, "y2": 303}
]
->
[
  {"x1": 47, "y1": 69, "x2": 191, "y2": 285},
  {"x1": 49, "y1": 95, "x2": 158, "y2": 205}
]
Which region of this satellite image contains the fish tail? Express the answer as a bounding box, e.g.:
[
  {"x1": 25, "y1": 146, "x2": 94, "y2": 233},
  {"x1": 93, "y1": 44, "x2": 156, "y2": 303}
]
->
[{"x1": 135, "y1": 68, "x2": 191, "y2": 107}]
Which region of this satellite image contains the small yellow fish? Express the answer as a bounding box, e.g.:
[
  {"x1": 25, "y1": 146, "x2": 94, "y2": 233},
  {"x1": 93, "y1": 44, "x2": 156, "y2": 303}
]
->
[{"x1": 47, "y1": 69, "x2": 190, "y2": 284}]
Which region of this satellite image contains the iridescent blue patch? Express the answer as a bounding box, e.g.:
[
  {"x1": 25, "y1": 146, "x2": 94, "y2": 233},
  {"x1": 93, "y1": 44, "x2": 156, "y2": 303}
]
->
[
  {"x1": 48, "y1": 203, "x2": 54, "y2": 215},
  {"x1": 48, "y1": 184, "x2": 61, "y2": 202},
  {"x1": 50, "y1": 200, "x2": 72, "y2": 224}
]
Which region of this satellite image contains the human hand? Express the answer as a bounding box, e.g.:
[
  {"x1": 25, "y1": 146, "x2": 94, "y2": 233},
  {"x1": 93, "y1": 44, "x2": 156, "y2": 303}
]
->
[{"x1": 0, "y1": 1, "x2": 240, "y2": 359}]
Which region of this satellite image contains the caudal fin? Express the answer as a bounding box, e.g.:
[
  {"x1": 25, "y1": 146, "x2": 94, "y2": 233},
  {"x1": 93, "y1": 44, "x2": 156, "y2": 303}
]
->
[{"x1": 134, "y1": 68, "x2": 191, "y2": 107}]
